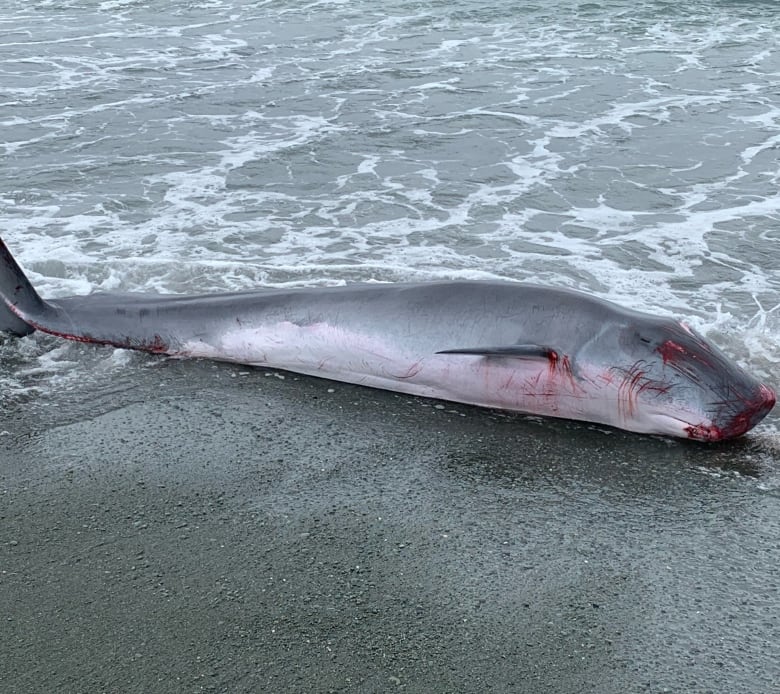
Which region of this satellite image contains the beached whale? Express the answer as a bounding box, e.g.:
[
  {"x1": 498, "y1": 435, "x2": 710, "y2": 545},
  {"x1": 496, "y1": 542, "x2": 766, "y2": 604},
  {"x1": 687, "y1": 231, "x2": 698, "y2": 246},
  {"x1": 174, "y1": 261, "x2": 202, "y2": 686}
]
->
[{"x1": 0, "y1": 238, "x2": 774, "y2": 441}]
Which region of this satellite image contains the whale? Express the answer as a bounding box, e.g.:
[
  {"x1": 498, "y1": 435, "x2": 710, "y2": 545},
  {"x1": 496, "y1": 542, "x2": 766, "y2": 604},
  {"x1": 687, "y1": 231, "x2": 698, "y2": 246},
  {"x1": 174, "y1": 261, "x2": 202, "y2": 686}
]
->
[{"x1": 0, "y1": 238, "x2": 774, "y2": 441}]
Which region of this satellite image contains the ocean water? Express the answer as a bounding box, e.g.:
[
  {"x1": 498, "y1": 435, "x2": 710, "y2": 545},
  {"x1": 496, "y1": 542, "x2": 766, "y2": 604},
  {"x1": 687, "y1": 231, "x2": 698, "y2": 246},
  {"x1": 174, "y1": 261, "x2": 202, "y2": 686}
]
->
[{"x1": 1, "y1": 0, "x2": 779, "y2": 441}]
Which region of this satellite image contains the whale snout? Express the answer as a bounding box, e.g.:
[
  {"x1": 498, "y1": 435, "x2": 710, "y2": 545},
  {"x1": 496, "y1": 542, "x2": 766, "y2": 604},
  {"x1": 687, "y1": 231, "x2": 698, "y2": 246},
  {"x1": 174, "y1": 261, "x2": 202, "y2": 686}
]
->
[
  {"x1": 687, "y1": 382, "x2": 776, "y2": 442},
  {"x1": 647, "y1": 323, "x2": 776, "y2": 441}
]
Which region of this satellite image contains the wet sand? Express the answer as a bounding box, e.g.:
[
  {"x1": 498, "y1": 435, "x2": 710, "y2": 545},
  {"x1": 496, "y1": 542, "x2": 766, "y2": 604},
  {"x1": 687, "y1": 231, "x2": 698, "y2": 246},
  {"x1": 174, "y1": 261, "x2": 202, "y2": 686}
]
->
[{"x1": 2, "y1": 358, "x2": 779, "y2": 693}]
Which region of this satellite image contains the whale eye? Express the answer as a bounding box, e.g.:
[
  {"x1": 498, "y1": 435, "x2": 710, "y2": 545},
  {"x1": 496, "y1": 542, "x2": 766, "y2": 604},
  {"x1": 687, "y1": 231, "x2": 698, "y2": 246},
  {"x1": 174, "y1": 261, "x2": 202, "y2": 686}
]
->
[{"x1": 621, "y1": 328, "x2": 655, "y2": 350}]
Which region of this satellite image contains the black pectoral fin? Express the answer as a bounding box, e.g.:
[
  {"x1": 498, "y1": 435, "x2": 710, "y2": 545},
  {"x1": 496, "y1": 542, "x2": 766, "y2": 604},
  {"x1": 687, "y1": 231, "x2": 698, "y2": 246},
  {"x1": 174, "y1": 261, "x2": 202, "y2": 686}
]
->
[{"x1": 436, "y1": 344, "x2": 558, "y2": 359}]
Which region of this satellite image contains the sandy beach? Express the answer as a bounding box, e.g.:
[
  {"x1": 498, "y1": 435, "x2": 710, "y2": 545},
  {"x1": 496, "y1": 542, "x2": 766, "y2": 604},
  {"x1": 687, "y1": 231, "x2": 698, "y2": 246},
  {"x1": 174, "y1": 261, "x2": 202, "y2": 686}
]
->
[{"x1": 2, "y1": 357, "x2": 779, "y2": 693}]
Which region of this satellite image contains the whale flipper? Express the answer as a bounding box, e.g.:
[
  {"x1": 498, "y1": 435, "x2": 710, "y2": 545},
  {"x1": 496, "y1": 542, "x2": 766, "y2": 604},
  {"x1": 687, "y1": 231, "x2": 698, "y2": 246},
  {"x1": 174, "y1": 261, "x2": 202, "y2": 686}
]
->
[{"x1": 436, "y1": 344, "x2": 557, "y2": 359}]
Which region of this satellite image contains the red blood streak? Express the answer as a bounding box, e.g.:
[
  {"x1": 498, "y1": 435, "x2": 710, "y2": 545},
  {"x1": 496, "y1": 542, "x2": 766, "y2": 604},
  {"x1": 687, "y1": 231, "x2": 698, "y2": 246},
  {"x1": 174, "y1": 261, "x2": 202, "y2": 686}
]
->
[
  {"x1": 657, "y1": 339, "x2": 686, "y2": 364},
  {"x1": 29, "y1": 323, "x2": 170, "y2": 354}
]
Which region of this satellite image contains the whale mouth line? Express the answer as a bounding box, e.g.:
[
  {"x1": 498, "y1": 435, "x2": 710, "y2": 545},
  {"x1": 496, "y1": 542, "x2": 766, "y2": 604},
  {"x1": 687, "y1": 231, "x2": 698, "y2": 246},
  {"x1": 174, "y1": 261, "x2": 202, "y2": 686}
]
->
[
  {"x1": 650, "y1": 416, "x2": 731, "y2": 442},
  {"x1": 684, "y1": 422, "x2": 724, "y2": 442},
  {"x1": 642, "y1": 411, "x2": 713, "y2": 441},
  {"x1": 645, "y1": 411, "x2": 732, "y2": 442},
  {"x1": 644, "y1": 381, "x2": 776, "y2": 442}
]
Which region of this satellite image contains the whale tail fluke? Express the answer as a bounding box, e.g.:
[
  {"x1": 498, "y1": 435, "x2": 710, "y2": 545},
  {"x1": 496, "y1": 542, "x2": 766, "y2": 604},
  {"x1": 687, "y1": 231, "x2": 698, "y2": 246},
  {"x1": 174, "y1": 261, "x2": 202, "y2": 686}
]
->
[
  {"x1": 0, "y1": 238, "x2": 47, "y2": 336},
  {"x1": 0, "y1": 237, "x2": 177, "y2": 353}
]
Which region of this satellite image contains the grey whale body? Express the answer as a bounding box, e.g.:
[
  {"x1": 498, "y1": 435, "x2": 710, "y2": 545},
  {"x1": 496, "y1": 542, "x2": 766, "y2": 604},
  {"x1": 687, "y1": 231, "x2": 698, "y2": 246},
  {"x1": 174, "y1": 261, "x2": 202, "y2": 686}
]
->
[{"x1": 0, "y1": 238, "x2": 774, "y2": 441}]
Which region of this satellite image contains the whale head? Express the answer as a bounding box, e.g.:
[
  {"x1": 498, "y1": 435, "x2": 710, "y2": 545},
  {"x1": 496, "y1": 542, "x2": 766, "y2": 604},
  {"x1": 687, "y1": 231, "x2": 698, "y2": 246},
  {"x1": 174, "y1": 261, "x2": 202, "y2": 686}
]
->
[{"x1": 584, "y1": 317, "x2": 775, "y2": 441}]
